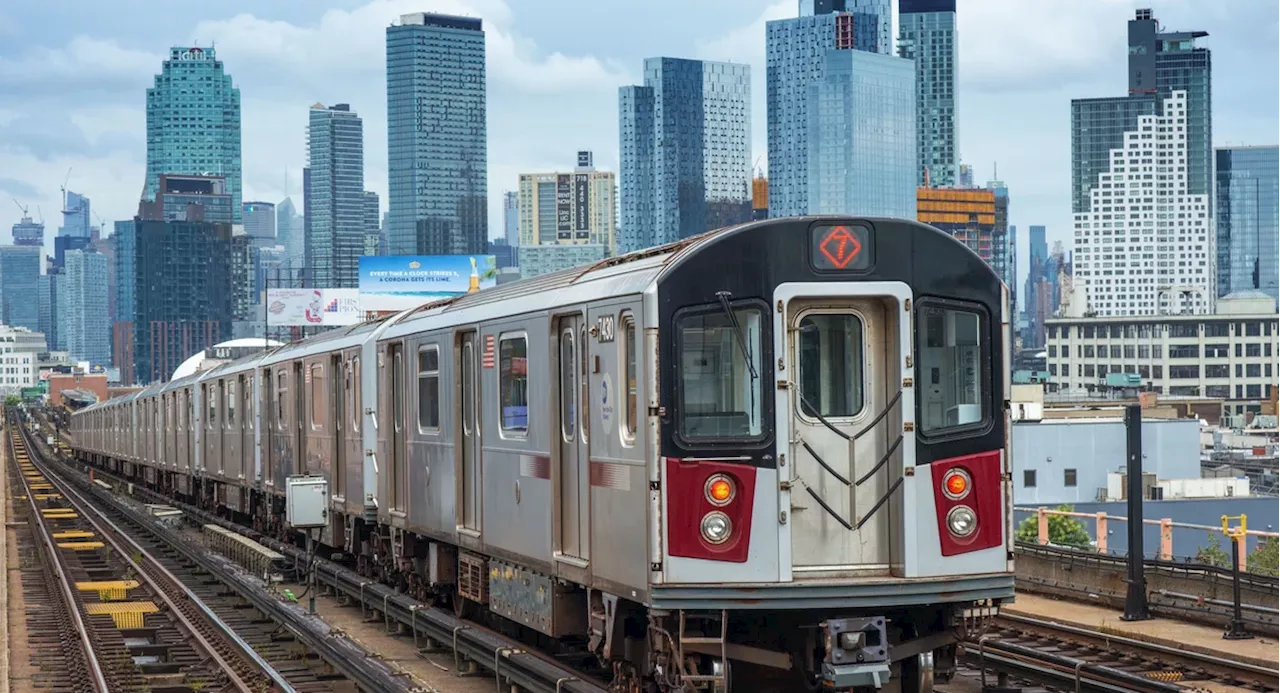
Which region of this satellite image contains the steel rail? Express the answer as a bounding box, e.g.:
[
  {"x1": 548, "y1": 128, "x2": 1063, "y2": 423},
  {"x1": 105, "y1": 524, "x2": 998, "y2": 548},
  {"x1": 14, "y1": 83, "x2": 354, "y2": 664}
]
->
[
  {"x1": 18, "y1": 421, "x2": 292, "y2": 693},
  {"x1": 8, "y1": 425, "x2": 113, "y2": 693}
]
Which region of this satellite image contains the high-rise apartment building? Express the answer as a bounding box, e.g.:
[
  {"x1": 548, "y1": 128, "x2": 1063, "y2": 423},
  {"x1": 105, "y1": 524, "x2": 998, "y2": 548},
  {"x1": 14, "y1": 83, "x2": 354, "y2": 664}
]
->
[
  {"x1": 502, "y1": 191, "x2": 519, "y2": 246},
  {"x1": 306, "y1": 103, "x2": 365, "y2": 288},
  {"x1": 277, "y1": 197, "x2": 303, "y2": 262},
  {"x1": 10, "y1": 214, "x2": 43, "y2": 247},
  {"x1": 799, "y1": 0, "x2": 892, "y2": 55},
  {"x1": 898, "y1": 0, "x2": 959, "y2": 188},
  {"x1": 517, "y1": 157, "x2": 617, "y2": 252},
  {"x1": 766, "y1": 9, "x2": 881, "y2": 218},
  {"x1": 243, "y1": 201, "x2": 276, "y2": 246},
  {"x1": 386, "y1": 13, "x2": 487, "y2": 256},
  {"x1": 1073, "y1": 91, "x2": 1213, "y2": 316},
  {"x1": 1215, "y1": 146, "x2": 1279, "y2": 304},
  {"x1": 917, "y1": 187, "x2": 996, "y2": 262},
  {"x1": 987, "y1": 178, "x2": 1013, "y2": 302},
  {"x1": 1070, "y1": 10, "x2": 1214, "y2": 317},
  {"x1": 618, "y1": 58, "x2": 751, "y2": 253},
  {"x1": 59, "y1": 191, "x2": 92, "y2": 238},
  {"x1": 141, "y1": 174, "x2": 235, "y2": 223},
  {"x1": 808, "y1": 49, "x2": 916, "y2": 218},
  {"x1": 59, "y1": 249, "x2": 111, "y2": 366},
  {"x1": 0, "y1": 246, "x2": 41, "y2": 331},
  {"x1": 144, "y1": 46, "x2": 242, "y2": 223},
  {"x1": 362, "y1": 191, "x2": 382, "y2": 256},
  {"x1": 38, "y1": 274, "x2": 61, "y2": 351}
]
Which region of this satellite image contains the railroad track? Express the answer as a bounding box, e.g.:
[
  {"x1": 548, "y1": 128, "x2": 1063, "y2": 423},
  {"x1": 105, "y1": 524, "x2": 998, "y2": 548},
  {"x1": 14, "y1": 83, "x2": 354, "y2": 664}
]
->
[
  {"x1": 8, "y1": 414, "x2": 355, "y2": 693},
  {"x1": 24, "y1": 410, "x2": 610, "y2": 693},
  {"x1": 962, "y1": 612, "x2": 1280, "y2": 693}
]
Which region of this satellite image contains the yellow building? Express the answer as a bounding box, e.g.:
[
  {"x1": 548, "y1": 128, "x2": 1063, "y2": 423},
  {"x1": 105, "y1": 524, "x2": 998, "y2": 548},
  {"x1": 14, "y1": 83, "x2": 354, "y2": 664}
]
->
[{"x1": 517, "y1": 157, "x2": 617, "y2": 254}]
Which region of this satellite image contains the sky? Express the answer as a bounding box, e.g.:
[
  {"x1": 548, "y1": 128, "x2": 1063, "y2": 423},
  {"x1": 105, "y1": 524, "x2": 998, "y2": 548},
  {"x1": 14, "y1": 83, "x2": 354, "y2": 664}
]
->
[{"x1": 0, "y1": 0, "x2": 1276, "y2": 290}]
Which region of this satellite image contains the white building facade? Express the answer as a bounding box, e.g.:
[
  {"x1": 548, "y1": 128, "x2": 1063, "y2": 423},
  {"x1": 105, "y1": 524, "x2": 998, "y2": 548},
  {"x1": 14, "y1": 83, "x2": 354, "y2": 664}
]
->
[
  {"x1": 1073, "y1": 90, "x2": 1215, "y2": 316},
  {"x1": 0, "y1": 325, "x2": 47, "y2": 395}
]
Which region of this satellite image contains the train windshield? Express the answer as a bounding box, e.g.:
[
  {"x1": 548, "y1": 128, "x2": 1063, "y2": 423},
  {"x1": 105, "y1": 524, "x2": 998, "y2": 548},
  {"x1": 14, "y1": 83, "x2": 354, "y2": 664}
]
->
[{"x1": 676, "y1": 304, "x2": 764, "y2": 442}]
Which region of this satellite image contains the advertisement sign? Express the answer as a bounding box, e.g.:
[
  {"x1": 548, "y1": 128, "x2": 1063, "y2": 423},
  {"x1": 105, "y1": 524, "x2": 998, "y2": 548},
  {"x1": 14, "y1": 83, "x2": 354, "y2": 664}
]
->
[
  {"x1": 266, "y1": 288, "x2": 364, "y2": 327},
  {"x1": 556, "y1": 174, "x2": 572, "y2": 240},
  {"x1": 358, "y1": 255, "x2": 498, "y2": 313},
  {"x1": 574, "y1": 174, "x2": 589, "y2": 238}
]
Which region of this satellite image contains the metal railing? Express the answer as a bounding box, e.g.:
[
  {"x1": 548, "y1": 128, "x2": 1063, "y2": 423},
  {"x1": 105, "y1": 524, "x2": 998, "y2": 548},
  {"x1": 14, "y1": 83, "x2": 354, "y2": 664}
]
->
[{"x1": 1016, "y1": 505, "x2": 1280, "y2": 571}]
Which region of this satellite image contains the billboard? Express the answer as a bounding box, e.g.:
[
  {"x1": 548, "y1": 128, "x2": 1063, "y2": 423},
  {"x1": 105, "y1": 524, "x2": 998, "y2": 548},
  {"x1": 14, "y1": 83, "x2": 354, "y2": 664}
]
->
[
  {"x1": 266, "y1": 288, "x2": 363, "y2": 327},
  {"x1": 358, "y1": 255, "x2": 498, "y2": 313},
  {"x1": 574, "y1": 173, "x2": 589, "y2": 238},
  {"x1": 556, "y1": 174, "x2": 572, "y2": 240}
]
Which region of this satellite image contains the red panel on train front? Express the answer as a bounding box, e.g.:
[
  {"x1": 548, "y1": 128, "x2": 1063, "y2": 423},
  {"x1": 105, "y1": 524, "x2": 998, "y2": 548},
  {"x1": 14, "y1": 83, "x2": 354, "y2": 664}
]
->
[
  {"x1": 930, "y1": 450, "x2": 1003, "y2": 557},
  {"x1": 664, "y1": 458, "x2": 757, "y2": 563}
]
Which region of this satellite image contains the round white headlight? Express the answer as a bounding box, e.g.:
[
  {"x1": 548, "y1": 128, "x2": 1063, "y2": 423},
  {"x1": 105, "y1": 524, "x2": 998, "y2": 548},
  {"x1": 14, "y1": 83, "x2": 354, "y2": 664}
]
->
[
  {"x1": 946, "y1": 505, "x2": 978, "y2": 538},
  {"x1": 700, "y1": 511, "x2": 733, "y2": 545}
]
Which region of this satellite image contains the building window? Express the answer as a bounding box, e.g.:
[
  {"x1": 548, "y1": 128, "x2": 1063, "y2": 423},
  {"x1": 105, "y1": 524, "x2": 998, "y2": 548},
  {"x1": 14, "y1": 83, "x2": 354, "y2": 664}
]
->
[
  {"x1": 499, "y1": 336, "x2": 529, "y2": 435},
  {"x1": 417, "y1": 345, "x2": 439, "y2": 430},
  {"x1": 1024, "y1": 470, "x2": 1036, "y2": 488},
  {"x1": 1064, "y1": 469, "x2": 1077, "y2": 487}
]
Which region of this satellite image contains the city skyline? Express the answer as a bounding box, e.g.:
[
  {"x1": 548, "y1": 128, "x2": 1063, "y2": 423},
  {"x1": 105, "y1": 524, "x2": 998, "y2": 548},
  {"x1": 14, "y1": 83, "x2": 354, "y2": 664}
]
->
[{"x1": 0, "y1": 0, "x2": 1276, "y2": 291}]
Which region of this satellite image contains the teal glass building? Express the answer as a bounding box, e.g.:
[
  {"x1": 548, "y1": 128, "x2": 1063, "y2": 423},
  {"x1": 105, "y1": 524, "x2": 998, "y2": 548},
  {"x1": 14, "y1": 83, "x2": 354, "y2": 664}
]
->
[
  {"x1": 307, "y1": 103, "x2": 365, "y2": 288},
  {"x1": 386, "y1": 13, "x2": 488, "y2": 256},
  {"x1": 618, "y1": 58, "x2": 752, "y2": 253},
  {"x1": 1216, "y1": 146, "x2": 1279, "y2": 305},
  {"x1": 144, "y1": 46, "x2": 242, "y2": 223},
  {"x1": 897, "y1": 0, "x2": 959, "y2": 188}
]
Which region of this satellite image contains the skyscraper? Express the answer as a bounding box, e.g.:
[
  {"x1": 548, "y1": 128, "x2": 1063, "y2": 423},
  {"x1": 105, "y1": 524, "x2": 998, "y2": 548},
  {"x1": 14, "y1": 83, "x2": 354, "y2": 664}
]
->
[
  {"x1": 1071, "y1": 10, "x2": 1215, "y2": 316},
  {"x1": 1073, "y1": 91, "x2": 1213, "y2": 316},
  {"x1": 306, "y1": 103, "x2": 365, "y2": 288},
  {"x1": 363, "y1": 191, "x2": 382, "y2": 256},
  {"x1": 59, "y1": 191, "x2": 92, "y2": 238},
  {"x1": 766, "y1": 9, "x2": 881, "y2": 218},
  {"x1": 59, "y1": 249, "x2": 111, "y2": 365},
  {"x1": 898, "y1": 0, "x2": 959, "y2": 187},
  {"x1": 243, "y1": 201, "x2": 276, "y2": 246},
  {"x1": 618, "y1": 58, "x2": 751, "y2": 253},
  {"x1": 0, "y1": 246, "x2": 41, "y2": 331},
  {"x1": 144, "y1": 46, "x2": 243, "y2": 223},
  {"x1": 386, "y1": 13, "x2": 487, "y2": 256},
  {"x1": 807, "y1": 49, "x2": 916, "y2": 218},
  {"x1": 798, "y1": 0, "x2": 892, "y2": 55},
  {"x1": 277, "y1": 197, "x2": 303, "y2": 262},
  {"x1": 1215, "y1": 146, "x2": 1279, "y2": 304},
  {"x1": 502, "y1": 191, "x2": 519, "y2": 246}
]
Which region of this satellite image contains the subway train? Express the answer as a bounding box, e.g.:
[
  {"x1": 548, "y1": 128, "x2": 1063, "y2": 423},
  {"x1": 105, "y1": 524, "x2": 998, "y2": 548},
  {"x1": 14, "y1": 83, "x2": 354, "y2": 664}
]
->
[{"x1": 72, "y1": 216, "x2": 1015, "y2": 692}]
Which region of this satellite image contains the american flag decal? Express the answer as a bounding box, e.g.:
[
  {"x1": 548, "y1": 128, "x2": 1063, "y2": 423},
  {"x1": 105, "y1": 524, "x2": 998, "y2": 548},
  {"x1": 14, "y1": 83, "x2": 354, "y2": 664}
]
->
[{"x1": 482, "y1": 334, "x2": 496, "y2": 369}]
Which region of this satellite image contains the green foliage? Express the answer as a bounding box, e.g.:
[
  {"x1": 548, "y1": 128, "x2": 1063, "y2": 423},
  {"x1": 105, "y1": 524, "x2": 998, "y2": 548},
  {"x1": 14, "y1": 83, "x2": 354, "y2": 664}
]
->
[
  {"x1": 3, "y1": 395, "x2": 19, "y2": 407},
  {"x1": 1015, "y1": 504, "x2": 1093, "y2": 549},
  {"x1": 1195, "y1": 531, "x2": 1230, "y2": 568},
  {"x1": 1248, "y1": 537, "x2": 1278, "y2": 577}
]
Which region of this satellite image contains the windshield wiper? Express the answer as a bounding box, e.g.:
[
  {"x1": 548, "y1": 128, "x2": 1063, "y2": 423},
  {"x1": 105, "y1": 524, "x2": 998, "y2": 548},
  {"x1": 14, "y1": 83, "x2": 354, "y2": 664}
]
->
[{"x1": 715, "y1": 291, "x2": 758, "y2": 381}]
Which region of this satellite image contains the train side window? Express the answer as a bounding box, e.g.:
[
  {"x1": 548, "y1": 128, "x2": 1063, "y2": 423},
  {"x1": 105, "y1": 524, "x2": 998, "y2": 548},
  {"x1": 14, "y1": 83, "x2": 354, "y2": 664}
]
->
[
  {"x1": 560, "y1": 329, "x2": 576, "y2": 442},
  {"x1": 226, "y1": 380, "x2": 236, "y2": 428},
  {"x1": 417, "y1": 346, "x2": 440, "y2": 431},
  {"x1": 797, "y1": 313, "x2": 865, "y2": 419},
  {"x1": 621, "y1": 312, "x2": 638, "y2": 444},
  {"x1": 207, "y1": 384, "x2": 217, "y2": 429},
  {"x1": 675, "y1": 303, "x2": 765, "y2": 442},
  {"x1": 310, "y1": 364, "x2": 324, "y2": 429},
  {"x1": 917, "y1": 302, "x2": 989, "y2": 435},
  {"x1": 277, "y1": 372, "x2": 287, "y2": 430},
  {"x1": 499, "y1": 335, "x2": 529, "y2": 436},
  {"x1": 351, "y1": 357, "x2": 361, "y2": 432}
]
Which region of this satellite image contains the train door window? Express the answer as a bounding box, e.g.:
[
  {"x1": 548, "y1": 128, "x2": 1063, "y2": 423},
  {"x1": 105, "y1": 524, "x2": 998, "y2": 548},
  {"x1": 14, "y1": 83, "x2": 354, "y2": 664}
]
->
[
  {"x1": 226, "y1": 380, "x2": 236, "y2": 428},
  {"x1": 417, "y1": 346, "x2": 440, "y2": 431},
  {"x1": 675, "y1": 303, "x2": 765, "y2": 442},
  {"x1": 499, "y1": 335, "x2": 529, "y2": 436},
  {"x1": 1023, "y1": 470, "x2": 1036, "y2": 488},
  {"x1": 797, "y1": 313, "x2": 865, "y2": 419},
  {"x1": 560, "y1": 329, "x2": 576, "y2": 441},
  {"x1": 310, "y1": 364, "x2": 325, "y2": 429},
  {"x1": 276, "y1": 371, "x2": 287, "y2": 430},
  {"x1": 620, "y1": 313, "x2": 638, "y2": 444},
  {"x1": 917, "y1": 302, "x2": 989, "y2": 436},
  {"x1": 207, "y1": 384, "x2": 217, "y2": 429},
  {"x1": 351, "y1": 357, "x2": 361, "y2": 432}
]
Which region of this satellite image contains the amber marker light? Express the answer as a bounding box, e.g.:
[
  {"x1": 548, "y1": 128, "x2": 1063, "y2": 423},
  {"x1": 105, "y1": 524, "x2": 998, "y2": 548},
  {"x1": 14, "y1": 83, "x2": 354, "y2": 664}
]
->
[
  {"x1": 942, "y1": 469, "x2": 970, "y2": 500},
  {"x1": 705, "y1": 474, "x2": 735, "y2": 506}
]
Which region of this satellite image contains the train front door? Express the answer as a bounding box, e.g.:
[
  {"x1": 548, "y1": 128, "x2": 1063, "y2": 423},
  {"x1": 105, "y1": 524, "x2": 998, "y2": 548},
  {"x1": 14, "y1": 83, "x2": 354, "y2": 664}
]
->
[
  {"x1": 553, "y1": 314, "x2": 589, "y2": 562},
  {"x1": 778, "y1": 286, "x2": 906, "y2": 577}
]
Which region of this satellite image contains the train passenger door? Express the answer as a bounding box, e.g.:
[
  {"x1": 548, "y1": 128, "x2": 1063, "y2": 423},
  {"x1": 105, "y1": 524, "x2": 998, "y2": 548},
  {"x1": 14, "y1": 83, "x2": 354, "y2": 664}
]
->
[
  {"x1": 554, "y1": 314, "x2": 588, "y2": 561},
  {"x1": 331, "y1": 353, "x2": 345, "y2": 503},
  {"x1": 293, "y1": 361, "x2": 305, "y2": 475},
  {"x1": 456, "y1": 332, "x2": 481, "y2": 532},
  {"x1": 779, "y1": 291, "x2": 902, "y2": 576},
  {"x1": 387, "y1": 343, "x2": 406, "y2": 514}
]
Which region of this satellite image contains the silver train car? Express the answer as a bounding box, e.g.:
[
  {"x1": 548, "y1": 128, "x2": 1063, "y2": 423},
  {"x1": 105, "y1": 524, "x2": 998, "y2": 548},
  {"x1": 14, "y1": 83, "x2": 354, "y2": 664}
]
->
[{"x1": 74, "y1": 216, "x2": 1016, "y2": 692}]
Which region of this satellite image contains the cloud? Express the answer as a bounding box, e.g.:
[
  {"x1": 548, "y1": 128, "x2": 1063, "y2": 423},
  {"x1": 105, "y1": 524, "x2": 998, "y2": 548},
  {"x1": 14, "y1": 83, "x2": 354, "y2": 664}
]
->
[
  {"x1": 0, "y1": 178, "x2": 39, "y2": 200},
  {"x1": 0, "y1": 36, "x2": 161, "y2": 98}
]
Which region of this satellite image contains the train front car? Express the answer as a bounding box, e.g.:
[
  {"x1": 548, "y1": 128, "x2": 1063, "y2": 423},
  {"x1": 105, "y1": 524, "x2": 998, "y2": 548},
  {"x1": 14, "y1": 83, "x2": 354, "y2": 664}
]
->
[{"x1": 647, "y1": 216, "x2": 1013, "y2": 692}]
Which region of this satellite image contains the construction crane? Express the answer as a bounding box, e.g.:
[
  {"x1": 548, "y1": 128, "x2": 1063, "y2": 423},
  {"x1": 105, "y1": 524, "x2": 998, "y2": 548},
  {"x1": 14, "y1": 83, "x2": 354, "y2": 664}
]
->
[
  {"x1": 60, "y1": 167, "x2": 73, "y2": 213},
  {"x1": 11, "y1": 197, "x2": 28, "y2": 218}
]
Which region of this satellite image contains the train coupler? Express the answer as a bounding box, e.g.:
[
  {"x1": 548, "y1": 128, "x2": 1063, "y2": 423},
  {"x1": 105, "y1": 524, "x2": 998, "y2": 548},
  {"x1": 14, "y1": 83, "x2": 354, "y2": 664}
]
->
[{"x1": 820, "y1": 616, "x2": 891, "y2": 690}]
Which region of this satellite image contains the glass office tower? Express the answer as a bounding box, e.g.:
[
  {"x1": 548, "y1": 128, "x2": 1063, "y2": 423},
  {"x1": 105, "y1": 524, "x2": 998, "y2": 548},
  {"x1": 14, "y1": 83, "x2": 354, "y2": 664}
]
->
[
  {"x1": 1216, "y1": 146, "x2": 1279, "y2": 304},
  {"x1": 898, "y1": 0, "x2": 959, "y2": 188}
]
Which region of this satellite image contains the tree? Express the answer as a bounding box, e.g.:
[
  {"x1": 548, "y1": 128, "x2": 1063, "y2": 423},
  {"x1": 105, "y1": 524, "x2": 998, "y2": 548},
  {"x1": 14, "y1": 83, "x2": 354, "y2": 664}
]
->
[
  {"x1": 1195, "y1": 531, "x2": 1230, "y2": 568},
  {"x1": 1248, "y1": 537, "x2": 1278, "y2": 577},
  {"x1": 1015, "y1": 504, "x2": 1092, "y2": 549},
  {"x1": 3, "y1": 395, "x2": 19, "y2": 407}
]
